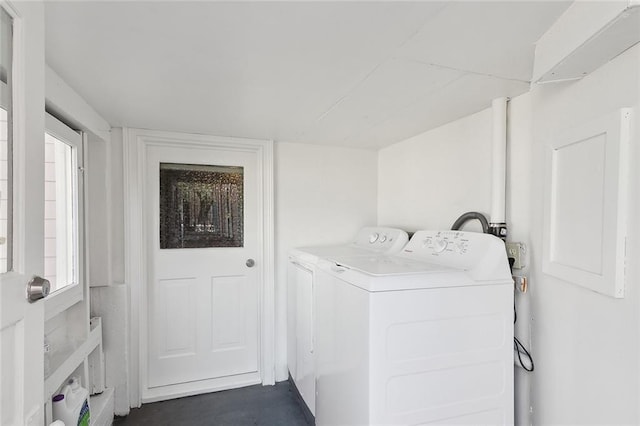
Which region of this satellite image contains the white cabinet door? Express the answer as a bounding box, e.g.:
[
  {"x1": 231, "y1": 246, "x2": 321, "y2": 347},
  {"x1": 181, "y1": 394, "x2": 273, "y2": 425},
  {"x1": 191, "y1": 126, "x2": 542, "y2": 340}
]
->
[
  {"x1": 0, "y1": 2, "x2": 46, "y2": 425},
  {"x1": 287, "y1": 259, "x2": 315, "y2": 415},
  {"x1": 294, "y1": 264, "x2": 315, "y2": 415}
]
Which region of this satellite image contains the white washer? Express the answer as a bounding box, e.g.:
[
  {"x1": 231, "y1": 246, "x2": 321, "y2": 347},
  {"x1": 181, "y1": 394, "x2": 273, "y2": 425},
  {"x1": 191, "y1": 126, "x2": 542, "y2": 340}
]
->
[
  {"x1": 315, "y1": 230, "x2": 514, "y2": 426},
  {"x1": 287, "y1": 227, "x2": 409, "y2": 417}
]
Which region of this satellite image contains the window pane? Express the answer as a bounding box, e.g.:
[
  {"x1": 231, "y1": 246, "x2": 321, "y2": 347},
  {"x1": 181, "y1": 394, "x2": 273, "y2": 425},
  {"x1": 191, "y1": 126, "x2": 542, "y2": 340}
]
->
[
  {"x1": 0, "y1": 8, "x2": 13, "y2": 273},
  {"x1": 44, "y1": 134, "x2": 77, "y2": 292},
  {"x1": 159, "y1": 163, "x2": 244, "y2": 249}
]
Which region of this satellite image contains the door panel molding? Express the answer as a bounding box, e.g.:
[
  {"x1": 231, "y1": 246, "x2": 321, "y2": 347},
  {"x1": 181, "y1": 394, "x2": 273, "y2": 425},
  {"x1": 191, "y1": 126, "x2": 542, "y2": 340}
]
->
[{"x1": 123, "y1": 128, "x2": 274, "y2": 407}]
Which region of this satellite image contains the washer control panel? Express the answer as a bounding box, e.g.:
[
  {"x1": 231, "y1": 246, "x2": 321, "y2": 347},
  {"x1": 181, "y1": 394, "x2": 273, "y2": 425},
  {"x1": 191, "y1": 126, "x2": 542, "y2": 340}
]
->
[
  {"x1": 398, "y1": 231, "x2": 511, "y2": 281},
  {"x1": 399, "y1": 230, "x2": 509, "y2": 279},
  {"x1": 420, "y1": 232, "x2": 470, "y2": 255},
  {"x1": 407, "y1": 231, "x2": 472, "y2": 257},
  {"x1": 353, "y1": 227, "x2": 409, "y2": 254}
]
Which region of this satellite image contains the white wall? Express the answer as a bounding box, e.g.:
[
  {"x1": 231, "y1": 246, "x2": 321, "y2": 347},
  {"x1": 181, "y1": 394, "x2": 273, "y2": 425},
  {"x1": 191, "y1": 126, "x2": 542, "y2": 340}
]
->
[
  {"x1": 274, "y1": 141, "x2": 378, "y2": 379},
  {"x1": 377, "y1": 42, "x2": 640, "y2": 426},
  {"x1": 109, "y1": 128, "x2": 125, "y2": 286},
  {"x1": 378, "y1": 108, "x2": 493, "y2": 232},
  {"x1": 90, "y1": 285, "x2": 129, "y2": 415},
  {"x1": 44, "y1": 65, "x2": 114, "y2": 290},
  {"x1": 44, "y1": 63, "x2": 128, "y2": 415},
  {"x1": 526, "y1": 44, "x2": 640, "y2": 425},
  {"x1": 506, "y1": 93, "x2": 535, "y2": 426}
]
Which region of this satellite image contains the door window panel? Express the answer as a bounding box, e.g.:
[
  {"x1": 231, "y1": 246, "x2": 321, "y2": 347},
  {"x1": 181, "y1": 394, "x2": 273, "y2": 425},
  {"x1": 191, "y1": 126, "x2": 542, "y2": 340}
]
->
[
  {"x1": 159, "y1": 163, "x2": 244, "y2": 249},
  {"x1": 0, "y1": 7, "x2": 12, "y2": 273}
]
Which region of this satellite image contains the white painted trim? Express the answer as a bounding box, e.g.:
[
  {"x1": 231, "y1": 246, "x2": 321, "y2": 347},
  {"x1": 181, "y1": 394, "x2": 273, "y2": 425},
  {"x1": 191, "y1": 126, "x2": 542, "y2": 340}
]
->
[
  {"x1": 261, "y1": 140, "x2": 276, "y2": 386},
  {"x1": 45, "y1": 65, "x2": 111, "y2": 142},
  {"x1": 143, "y1": 372, "x2": 261, "y2": 403},
  {"x1": 124, "y1": 128, "x2": 275, "y2": 408},
  {"x1": 45, "y1": 112, "x2": 81, "y2": 146},
  {"x1": 533, "y1": 1, "x2": 635, "y2": 83},
  {"x1": 44, "y1": 282, "x2": 82, "y2": 321},
  {"x1": 3, "y1": 0, "x2": 25, "y2": 275},
  {"x1": 123, "y1": 128, "x2": 143, "y2": 408}
]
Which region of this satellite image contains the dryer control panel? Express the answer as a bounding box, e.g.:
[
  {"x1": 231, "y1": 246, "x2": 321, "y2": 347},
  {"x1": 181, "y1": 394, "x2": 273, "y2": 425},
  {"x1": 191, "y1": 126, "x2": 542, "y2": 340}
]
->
[{"x1": 352, "y1": 227, "x2": 409, "y2": 254}]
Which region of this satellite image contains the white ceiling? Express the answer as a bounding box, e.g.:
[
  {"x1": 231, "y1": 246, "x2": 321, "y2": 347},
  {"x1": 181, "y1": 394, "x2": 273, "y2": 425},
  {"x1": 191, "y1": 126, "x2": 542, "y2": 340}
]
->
[{"x1": 45, "y1": 1, "x2": 571, "y2": 149}]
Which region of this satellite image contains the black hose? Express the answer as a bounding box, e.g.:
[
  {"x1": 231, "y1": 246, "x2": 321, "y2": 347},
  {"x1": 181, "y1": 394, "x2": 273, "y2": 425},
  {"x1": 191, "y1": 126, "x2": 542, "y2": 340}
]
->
[{"x1": 451, "y1": 212, "x2": 490, "y2": 234}]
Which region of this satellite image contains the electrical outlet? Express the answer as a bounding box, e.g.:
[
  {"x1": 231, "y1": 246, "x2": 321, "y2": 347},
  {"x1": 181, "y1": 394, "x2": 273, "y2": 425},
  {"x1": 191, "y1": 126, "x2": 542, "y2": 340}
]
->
[{"x1": 506, "y1": 242, "x2": 525, "y2": 269}]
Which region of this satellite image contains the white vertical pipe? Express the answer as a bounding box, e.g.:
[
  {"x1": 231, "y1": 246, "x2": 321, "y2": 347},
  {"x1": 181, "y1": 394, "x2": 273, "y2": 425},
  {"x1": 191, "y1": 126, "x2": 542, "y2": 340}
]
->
[{"x1": 490, "y1": 97, "x2": 508, "y2": 224}]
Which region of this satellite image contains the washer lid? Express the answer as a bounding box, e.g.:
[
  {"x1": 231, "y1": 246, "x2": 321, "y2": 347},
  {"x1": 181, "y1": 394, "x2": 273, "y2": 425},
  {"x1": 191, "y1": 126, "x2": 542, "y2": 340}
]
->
[{"x1": 329, "y1": 255, "x2": 454, "y2": 276}]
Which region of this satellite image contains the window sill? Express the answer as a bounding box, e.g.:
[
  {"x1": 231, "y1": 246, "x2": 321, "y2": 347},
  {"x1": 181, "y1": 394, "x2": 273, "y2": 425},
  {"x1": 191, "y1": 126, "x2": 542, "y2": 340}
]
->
[{"x1": 44, "y1": 283, "x2": 83, "y2": 321}]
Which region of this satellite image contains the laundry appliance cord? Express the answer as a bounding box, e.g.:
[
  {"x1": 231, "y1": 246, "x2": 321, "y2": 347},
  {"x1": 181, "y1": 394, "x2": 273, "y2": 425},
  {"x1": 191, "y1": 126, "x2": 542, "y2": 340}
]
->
[
  {"x1": 450, "y1": 211, "x2": 534, "y2": 372},
  {"x1": 450, "y1": 211, "x2": 490, "y2": 234},
  {"x1": 514, "y1": 302, "x2": 535, "y2": 372}
]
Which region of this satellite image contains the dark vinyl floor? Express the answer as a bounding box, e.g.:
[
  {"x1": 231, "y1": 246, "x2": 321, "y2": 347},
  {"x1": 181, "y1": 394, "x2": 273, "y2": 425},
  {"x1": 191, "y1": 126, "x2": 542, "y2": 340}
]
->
[{"x1": 114, "y1": 382, "x2": 311, "y2": 426}]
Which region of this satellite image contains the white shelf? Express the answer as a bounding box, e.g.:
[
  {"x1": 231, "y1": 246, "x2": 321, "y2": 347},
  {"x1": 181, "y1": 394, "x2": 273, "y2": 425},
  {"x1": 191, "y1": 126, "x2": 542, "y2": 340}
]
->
[
  {"x1": 90, "y1": 387, "x2": 114, "y2": 426},
  {"x1": 45, "y1": 318, "x2": 103, "y2": 398}
]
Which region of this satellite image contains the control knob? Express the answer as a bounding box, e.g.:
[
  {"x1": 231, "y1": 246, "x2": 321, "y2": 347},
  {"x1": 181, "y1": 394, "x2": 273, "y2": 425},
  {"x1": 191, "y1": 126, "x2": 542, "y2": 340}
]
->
[
  {"x1": 369, "y1": 233, "x2": 379, "y2": 244},
  {"x1": 433, "y1": 238, "x2": 448, "y2": 253}
]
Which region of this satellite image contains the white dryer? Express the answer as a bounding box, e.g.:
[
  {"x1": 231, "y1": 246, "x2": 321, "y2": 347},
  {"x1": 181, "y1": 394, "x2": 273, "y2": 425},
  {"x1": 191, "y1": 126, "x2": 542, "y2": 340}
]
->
[
  {"x1": 315, "y1": 230, "x2": 513, "y2": 426},
  {"x1": 287, "y1": 227, "x2": 409, "y2": 417}
]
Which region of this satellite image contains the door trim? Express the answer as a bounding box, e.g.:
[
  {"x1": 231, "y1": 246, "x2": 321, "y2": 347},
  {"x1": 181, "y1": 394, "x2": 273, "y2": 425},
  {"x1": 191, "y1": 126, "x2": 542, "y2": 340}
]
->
[{"x1": 123, "y1": 128, "x2": 275, "y2": 406}]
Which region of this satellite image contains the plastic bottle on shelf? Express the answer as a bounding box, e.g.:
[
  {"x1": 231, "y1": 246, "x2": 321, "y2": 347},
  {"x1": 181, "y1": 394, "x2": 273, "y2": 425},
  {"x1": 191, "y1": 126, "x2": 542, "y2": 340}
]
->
[{"x1": 52, "y1": 377, "x2": 90, "y2": 426}]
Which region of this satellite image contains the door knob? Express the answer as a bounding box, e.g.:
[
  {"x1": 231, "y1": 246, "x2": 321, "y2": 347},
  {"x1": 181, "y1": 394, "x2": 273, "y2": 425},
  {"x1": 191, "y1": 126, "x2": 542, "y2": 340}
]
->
[
  {"x1": 26, "y1": 276, "x2": 50, "y2": 302},
  {"x1": 246, "y1": 259, "x2": 255, "y2": 268}
]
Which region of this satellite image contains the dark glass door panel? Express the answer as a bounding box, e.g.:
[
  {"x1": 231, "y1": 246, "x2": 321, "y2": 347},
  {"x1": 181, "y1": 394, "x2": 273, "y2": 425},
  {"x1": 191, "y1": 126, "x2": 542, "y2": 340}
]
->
[{"x1": 159, "y1": 163, "x2": 244, "y2": 249}]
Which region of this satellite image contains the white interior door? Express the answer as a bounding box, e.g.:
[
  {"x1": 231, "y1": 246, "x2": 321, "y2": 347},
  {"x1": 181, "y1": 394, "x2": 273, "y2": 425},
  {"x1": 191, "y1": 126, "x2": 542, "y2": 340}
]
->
[
  {"x1": 145, "y1": 142, "x2": 262, "y2": 400},
  {"x1": 0, "y1": 2, "x2": 46, "y2": 425},
  {"x1": 0, "y1": 273, "x2": 44, "y2": 426},
  {"x1": 0, "y1": 277, "x2": 44, "y2": 426}
]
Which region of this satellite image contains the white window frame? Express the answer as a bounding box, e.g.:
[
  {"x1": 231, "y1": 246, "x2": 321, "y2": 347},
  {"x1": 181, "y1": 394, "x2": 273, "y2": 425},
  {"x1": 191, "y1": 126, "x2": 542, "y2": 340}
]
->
[{"x1": 43, "y1": 112, "x2": 85, "y2": 321}]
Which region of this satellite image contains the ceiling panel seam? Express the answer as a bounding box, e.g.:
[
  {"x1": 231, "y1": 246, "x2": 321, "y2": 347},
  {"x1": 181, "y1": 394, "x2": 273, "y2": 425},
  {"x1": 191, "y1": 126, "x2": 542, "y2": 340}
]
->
[
  {"x1": 303, "y1": 5, "x2": 452, "y2": 138},
  {"x1": 401, "y1": 58, "x2": 531, "y2": 84}
]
